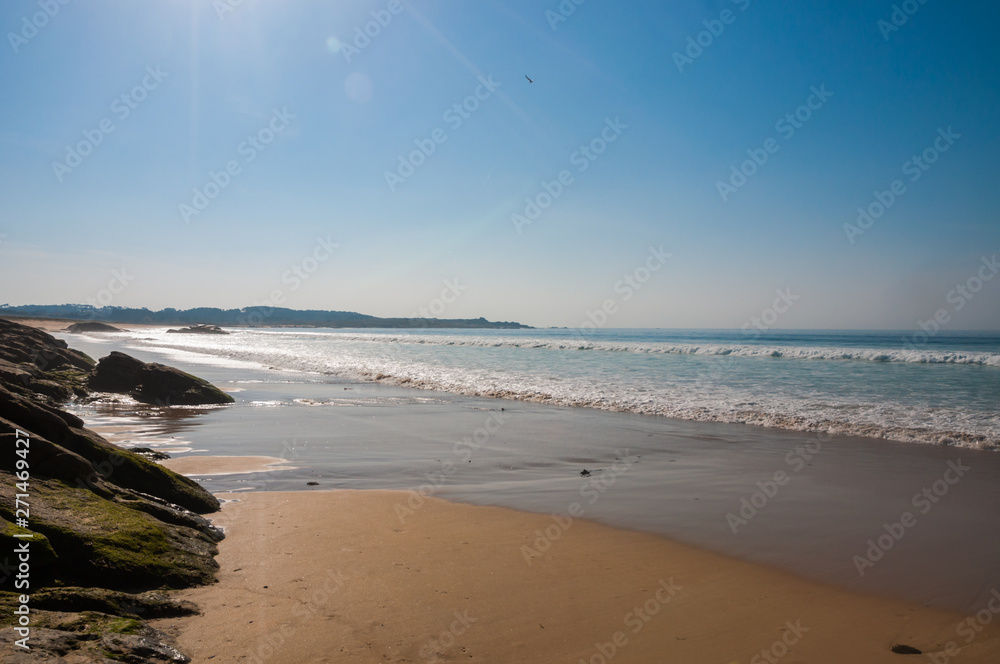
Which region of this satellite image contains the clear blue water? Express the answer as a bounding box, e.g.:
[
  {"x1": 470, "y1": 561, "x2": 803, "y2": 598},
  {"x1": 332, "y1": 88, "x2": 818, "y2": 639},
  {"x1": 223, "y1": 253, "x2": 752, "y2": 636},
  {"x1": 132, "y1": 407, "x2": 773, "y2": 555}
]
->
[{"x1": 82, "y1": 327, "x2": 1000, "y2": 449}]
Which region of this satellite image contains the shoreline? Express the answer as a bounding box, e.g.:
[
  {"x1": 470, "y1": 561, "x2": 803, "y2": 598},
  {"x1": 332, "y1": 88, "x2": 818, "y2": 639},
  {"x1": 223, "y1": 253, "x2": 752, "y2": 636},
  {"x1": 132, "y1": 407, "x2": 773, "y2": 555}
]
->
[
  {"x1": 153, "y1": 488, "x2": 1000, "y2": 663},
  {"x1": 35, "y1": 320, "x2": 1000, "y2": 452},
  {"x1": 33, "y1": 322, "x2": 1000, "y2": 615},
  {"x1": 17, "y1": 318, "x2": 999, "y2": 660},
  {"x1": 78, "y1": 390, "x2": 1000, "y2": 614}
]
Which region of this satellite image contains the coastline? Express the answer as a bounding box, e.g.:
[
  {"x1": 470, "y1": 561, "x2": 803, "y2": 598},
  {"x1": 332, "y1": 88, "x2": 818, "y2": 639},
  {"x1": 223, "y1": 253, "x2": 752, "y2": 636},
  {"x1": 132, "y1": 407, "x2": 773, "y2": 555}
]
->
[
  {"x1": 56, "y1": 324, "x2": 1000, "y2": 615},
  {"x1": 153, "y1": 488, "x2": 1000, "y2": 663},
  {"x1": 24, "y1": 322, "x2": 1000, "y2": 652}
]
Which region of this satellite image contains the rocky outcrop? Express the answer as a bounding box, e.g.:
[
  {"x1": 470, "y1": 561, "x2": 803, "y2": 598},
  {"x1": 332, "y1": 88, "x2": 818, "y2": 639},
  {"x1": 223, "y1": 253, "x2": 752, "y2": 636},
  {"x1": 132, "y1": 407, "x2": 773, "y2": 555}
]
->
[
  {"x1": 0, "y1": 317, "x2": 93, "y2": 404},
  {"x1": 166, "y1": 324, "x2": 228, "y2": 334},
  {"x1": 0, "y1": 385, "x2": 219, "y2": 513},
  {"x1": 0, "y1": 318, "x2": 224, "y2": 662},
  {"x1": 0, "y1": 477, "x2": 220, "y2": 589},
  {"x1": 89, "y1": 351, "x2": 235, "y2": 406},
  {"x1": 64, "y1": 321, "x2": 125, "y2": 333},
  {"x1": 0, "y1": 603, "x2": 194, "y2": 662}
]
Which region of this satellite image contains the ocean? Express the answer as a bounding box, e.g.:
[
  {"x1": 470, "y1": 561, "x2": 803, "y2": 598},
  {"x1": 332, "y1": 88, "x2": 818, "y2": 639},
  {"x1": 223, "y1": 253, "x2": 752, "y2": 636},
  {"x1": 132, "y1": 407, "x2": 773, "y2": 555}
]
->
[{"x1": 80, "y1": 326, "x2": 1000, "y2": 450}]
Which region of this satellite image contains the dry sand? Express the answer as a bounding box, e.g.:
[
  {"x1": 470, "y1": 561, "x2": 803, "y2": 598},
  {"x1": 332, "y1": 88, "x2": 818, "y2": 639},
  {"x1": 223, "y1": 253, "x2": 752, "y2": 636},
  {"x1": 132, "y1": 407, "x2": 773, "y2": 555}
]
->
[{"x1": 154, "y1": 490, "x2": 1000, "y2": 663}]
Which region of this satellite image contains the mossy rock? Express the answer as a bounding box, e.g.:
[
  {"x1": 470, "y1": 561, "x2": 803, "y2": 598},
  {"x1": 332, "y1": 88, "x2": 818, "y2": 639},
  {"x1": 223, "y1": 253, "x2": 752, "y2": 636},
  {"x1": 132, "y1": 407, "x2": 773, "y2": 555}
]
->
[
  {"x1": 61, "y1": 428, "x2": 220, "y2": 514},
  {"x1": 0, "y1": 596, "x2": 192, "y2": 661},
  {"x1": 31, "y1": 587, "x2": 198, "y2": 619},
  {"x1": 0, "y1": 386, "x2": 219, "y2": 514},
  {"x1": 0, "y1": 477, "x2": 218, "y2": 591},
  {"x1": 0, "y1": 517, "x2": 58, "y2": 581}
]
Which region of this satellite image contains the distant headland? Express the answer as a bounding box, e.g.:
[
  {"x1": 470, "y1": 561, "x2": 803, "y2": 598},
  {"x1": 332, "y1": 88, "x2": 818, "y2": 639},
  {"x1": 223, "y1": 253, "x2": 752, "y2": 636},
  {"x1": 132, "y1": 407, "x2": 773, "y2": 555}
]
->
[{"x1": 0, "y1": 304, "x2": 533, "y2": 329}]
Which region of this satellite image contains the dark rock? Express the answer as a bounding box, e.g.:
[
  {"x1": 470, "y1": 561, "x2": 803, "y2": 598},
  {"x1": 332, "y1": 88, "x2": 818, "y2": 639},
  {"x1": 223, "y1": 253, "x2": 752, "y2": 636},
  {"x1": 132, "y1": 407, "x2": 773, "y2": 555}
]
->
[
  {"x1": 0, "y1": 317, "x2": 213, "y2": 664},
  {"x1": 32, "y1": 588, "x2": 199, "y2": 619},
  {"x1": 101, "y1": 633, "x2": 191, "y2": 663},
  {"x1": 165, "y1": 324, "x2": 228, "y2": 335},
  {"x1": 890, "y1": 644, "x2": 923, "y2": 655},
  {"x1": 0, "y1": 414, "x2": 96, "y2": 486},
  {"x1": 0, "y1": 386, "x2": 220, "y2": 514},
  {"x1": 87, "y1": 352, "x2": 145, "y2": 393},
  {"x1": 89, "y1": 352, "x2": 234, "y2": 406},
  {"x1": 0, "y1": 476, "x2": 220, "y2": 590},
  {"x1": 1, "y1": 517, "x2": 59, "y2": 579},
  {"x1": 0, "y1": 318, "x2": 94, "y2": 373},
  {"x1": 109, "y1": 486, "x2": 224, "y2": 541},
  {"x1": 580, "y1": 469, "x2": 591, "y2": 477},
  {"x1": 134, "y1": 363, "x2": 234, "y2": 406},
  {"x1": 127, "y1": 447, "x2": 171, "y2": 461},
  {"x1": 0, "y1": 626, "x2": 81, "y2": 656},
  {"x1": 64, "y1": 322, "x2": 125, "y2": 333},
  {"x1": 0, "y1": 318, "x2": 94, "y2": 403},
  {"x1": 0, "y1": 612, "x2": 192, "y2": 662}
]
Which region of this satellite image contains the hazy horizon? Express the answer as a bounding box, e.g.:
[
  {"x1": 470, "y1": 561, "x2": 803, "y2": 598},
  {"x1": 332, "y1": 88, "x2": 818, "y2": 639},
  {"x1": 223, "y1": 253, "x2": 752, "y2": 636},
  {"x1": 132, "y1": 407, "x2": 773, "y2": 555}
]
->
[
  {"x1": 2, "y1": 1, "x2": 999, "y2": 331},
  {"x1": 8, "y1": 303, "x2": 1000, "y2": 334}
]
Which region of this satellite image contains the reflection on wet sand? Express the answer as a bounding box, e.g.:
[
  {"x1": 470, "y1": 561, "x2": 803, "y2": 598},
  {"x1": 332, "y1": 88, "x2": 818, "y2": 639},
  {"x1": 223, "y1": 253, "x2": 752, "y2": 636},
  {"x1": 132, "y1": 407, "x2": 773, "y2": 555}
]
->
[{"x1": 67, "y1": 401, "x2": 215, "y2": 454}]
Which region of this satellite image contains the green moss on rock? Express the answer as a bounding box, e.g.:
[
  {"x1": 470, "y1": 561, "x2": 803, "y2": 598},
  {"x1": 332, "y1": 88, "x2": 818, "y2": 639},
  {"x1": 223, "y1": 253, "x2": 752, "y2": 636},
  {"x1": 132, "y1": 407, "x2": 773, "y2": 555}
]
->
[
  {"x1": 0, "y1": 517, "x2": 58, "y2": 578},
  {"x1": 0, "y1": 477, "x2": 218, "y2": 591}
]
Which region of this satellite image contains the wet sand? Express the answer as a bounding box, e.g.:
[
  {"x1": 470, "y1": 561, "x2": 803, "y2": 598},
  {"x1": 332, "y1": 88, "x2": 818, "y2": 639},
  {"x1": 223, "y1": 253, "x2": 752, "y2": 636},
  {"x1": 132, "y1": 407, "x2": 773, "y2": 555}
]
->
[
  {"x1": 100, "y1": 389, "x2": 1000, "y2": 613},
  {"x1": 160, "y1": 455, "x2": 296, "y2": 476},
  {"x1": 153, "y1": 489, "x2": 1000, "y2": 663}
]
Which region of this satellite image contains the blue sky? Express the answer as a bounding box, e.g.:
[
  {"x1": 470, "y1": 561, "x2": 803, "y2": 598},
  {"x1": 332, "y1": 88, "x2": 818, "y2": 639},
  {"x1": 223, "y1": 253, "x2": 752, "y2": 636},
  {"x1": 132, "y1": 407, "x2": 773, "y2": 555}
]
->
[{"x1": 1, "y1": 0, "x2": 998, "y2": 329}]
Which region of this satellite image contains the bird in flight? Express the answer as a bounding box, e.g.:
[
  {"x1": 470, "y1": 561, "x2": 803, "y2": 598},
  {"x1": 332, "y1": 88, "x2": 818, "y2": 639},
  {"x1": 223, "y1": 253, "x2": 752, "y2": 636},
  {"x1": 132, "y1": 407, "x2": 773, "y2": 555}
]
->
[{"x1": 525, "y1": 75, "x2": 534, "y2": 83}]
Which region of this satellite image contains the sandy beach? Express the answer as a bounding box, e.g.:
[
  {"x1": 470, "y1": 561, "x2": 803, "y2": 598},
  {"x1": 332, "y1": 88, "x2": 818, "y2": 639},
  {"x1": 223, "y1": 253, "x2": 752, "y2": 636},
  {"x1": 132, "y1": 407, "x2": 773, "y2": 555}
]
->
[
  {"x1": 152, "y1": 487, "x2": 1000, "y2": 663},
  {"x1": 36, "y1": 321, "x2": 1000, "y2": 661}
]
